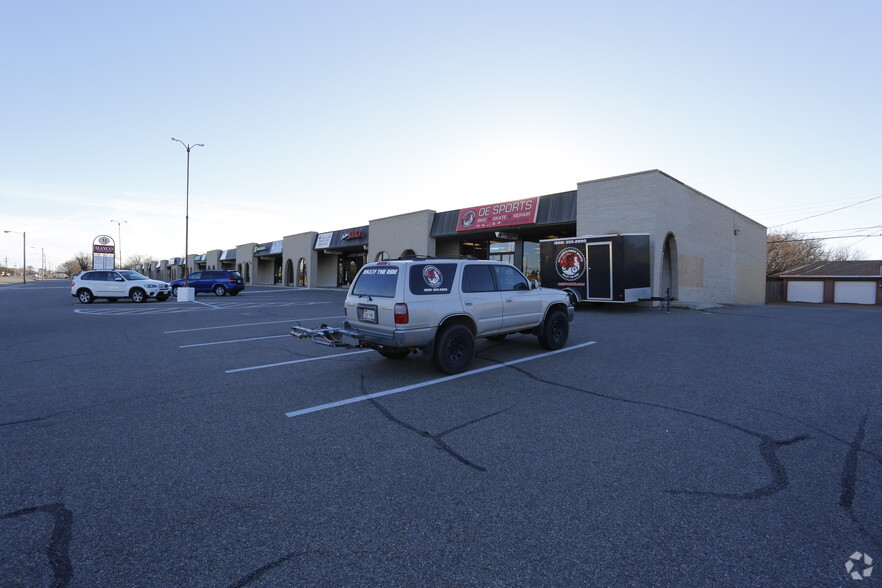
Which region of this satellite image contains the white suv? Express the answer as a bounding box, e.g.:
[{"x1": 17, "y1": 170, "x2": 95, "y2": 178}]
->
[
  {"x1": 294, "y1": 256, "x2": 573, "y2": 373},
  {"x1": 71, "y1": 270, "x2": 171, "y2": 304}
]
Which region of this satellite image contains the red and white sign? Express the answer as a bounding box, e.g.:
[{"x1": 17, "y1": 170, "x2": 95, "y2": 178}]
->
[{"x1": 456, "y1": 197, "x2": 539, "y2": 232}]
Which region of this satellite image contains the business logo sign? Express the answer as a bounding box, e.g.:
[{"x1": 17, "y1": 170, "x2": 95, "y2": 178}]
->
[
  {"x1": 456, "y1": 197, "x2": 539, "y2": 232},
  {"x1": 555, "y1": 247, "x2": 586, "y2": 281},
  {"x1": 92, "y1": 235, "x2": 116, "y2": 270},
  {"x1": 92, "y1": 235, "x2": 115, "y2": 254}
]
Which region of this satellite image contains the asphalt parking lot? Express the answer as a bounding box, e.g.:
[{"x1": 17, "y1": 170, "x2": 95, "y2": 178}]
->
[{"x1": 1, "y1": 280, "x2": 880, "y2": 586}]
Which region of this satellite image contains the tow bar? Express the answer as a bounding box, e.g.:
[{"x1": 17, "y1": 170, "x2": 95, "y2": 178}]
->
[{"x1": 290, "y1": 322, "x2": 364, "y2": 349}]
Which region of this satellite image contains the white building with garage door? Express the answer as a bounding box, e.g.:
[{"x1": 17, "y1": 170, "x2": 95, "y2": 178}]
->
[{"x1": 780, "y1": 261, "x2": 882, "y2": 305}]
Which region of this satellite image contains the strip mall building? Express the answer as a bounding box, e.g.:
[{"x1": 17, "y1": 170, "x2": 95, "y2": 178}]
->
[{"x1": 141, "y1": 170, "x2": 767, "y2": 307}]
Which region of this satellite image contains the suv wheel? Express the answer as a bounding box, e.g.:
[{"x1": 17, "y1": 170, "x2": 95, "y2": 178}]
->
[
  {"x1": 77, "y1": 289, "x2": 94, "y2": 304},
  {"x1": 538, "y1": 308, "x2": 569, "y2": 350},
  {"x1": 171, "y1": 286, "x2": 179, "y2": 297},
  {"x1": 130, "y1": 288, "x2": 147, "y2": 303},
  {"x1": 432, "y1": 324, "x2": 474, "y2": 374},
  {"x1": 213, "y1": 284, "x2": 227, "y2": 296}
]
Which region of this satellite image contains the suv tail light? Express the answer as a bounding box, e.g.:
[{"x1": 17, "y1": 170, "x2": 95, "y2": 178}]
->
[{"x1": 394, "y1": 303, "x2": 409, "y2": 324}]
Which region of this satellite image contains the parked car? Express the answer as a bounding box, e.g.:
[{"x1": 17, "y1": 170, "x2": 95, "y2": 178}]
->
[
  {"x1": 71, "y1": 270, "x2": 171, "y2": 304},
  {"x1": 169, "y1": 270, "x2": 245, "y2": 297},
  {"x1": 292, "y1": 256, "x2": 573, "y2": 374}
]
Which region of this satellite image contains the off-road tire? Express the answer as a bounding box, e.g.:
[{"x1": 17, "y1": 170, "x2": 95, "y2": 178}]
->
[{"x1": 432, "y1": 324, "x2": 475, "y2": 374}]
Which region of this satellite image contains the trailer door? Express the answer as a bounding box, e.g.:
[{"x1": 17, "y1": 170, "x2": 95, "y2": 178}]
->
[{"x1": 586, "y1": 242, "x2": 612, "y2": 300}]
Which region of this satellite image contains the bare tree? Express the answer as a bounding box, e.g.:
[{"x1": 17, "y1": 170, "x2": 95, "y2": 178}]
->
[
  {"x1": 70, "y1": 251, "x2": 92, "y2": 273},
  {"x1": 123, "y1": 254, "x2": 157, "y2": 270},
  {"x1": 766, "y1": 231, "x2": 826, "y2": 277},
  {"x1": 826, "y1": 244, "x2": 868, "y2": 261}
]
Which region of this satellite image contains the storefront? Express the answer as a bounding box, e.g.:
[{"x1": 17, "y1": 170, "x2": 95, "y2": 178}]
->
[
  {"x1": 254, "y1": 241, "x2": 283, "y2": 284},
  {"x1": 430, "y1": 191, "x2": 577, "y2": 280},
  {"x1": 219, "y1": 249, "x2": 236, "y2": 271},
  {"x1": 314, "y1": 226, "x2": 369, "y2": 287}
]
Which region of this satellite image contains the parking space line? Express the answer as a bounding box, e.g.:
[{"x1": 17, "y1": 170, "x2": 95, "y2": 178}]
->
[
  {"x1": 284, "y1": 341, "x2": 597, "y2": 418},
  {"x1": 165, "y1": 313, "x2": 342, "y2": 334},
  {"x1": 180, "y1": 334, "x2": 291, "y2": 348},
  {"x1": 226, "y1": 349, "x2": 373, "y2": 373}
]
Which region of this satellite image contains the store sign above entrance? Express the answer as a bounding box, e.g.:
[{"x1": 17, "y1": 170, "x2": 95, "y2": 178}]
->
[{"x1": 456, "y1": 197, "x2": 539, "y2": 232}]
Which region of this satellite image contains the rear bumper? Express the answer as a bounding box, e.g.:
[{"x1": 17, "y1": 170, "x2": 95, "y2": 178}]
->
[{"x1": 355, "y1": 325, "x2": 437, "y2": 349}]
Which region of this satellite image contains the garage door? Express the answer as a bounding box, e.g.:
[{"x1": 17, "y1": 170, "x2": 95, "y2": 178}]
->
[
  {"x1": 834, "y1": 281, "x2": 877, "y2": 305},
  {"x1": 787, "y1": 281, "x2": 824, "y2": 303}
]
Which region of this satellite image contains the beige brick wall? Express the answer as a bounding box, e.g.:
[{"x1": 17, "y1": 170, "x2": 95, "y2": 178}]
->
[
  {"x1": 369, "y1": 210, "x2": 436, "y2": 260},
  {"x1": 577, "y1": 170, "x2": 766, "y2": 306},
  {"x1": 282, "y1": 232, "x2": 318, "y2": 288}
]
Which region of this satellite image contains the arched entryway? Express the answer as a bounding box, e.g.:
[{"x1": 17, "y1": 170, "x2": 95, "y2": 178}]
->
[
  {"x1": 284, "y1": 259, "x2": 294, "y2": 286},
  {"x1": 297, "y1": 258, "x2": 307, "y2": 287},
  {"x1": 401, "y1": 249, "x2": 416, "y2": 258},
  {"x1": 661, "y1": 233, "x2": 679, "y2": 300}
]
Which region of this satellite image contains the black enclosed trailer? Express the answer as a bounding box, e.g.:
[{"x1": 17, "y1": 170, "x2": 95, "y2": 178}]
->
[{"x1": 539, "y1": 234, "x2": 651, "y2": 303}]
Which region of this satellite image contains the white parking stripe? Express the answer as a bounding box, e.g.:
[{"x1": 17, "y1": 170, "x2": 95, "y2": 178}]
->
[
  {"x1": 180, "y1": 334, "x2": 291, "y2": 348},
  {"x1": 285, "y1": 341, "x2": 597, "y2": 418},
  {"x1": 165, "y1": 313, "x2": 342, "y2": 334},
  {"x1": 226, "y1": 349, "x2": 373, "y2": 373}
]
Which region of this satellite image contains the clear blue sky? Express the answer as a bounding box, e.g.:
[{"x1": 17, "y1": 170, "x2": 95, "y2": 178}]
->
[{"x1": 2, "y1": 0, "x2": 881, "y2": 271}]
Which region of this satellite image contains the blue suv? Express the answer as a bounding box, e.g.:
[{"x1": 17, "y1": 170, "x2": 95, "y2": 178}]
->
[{"x1": 170, "y1": 270, "x2": 245, "y2": 297}]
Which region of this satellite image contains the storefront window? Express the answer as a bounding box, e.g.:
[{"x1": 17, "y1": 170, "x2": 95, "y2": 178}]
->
[{"x1": 523, "y1": 241, "x2": 540, "y2": 280}]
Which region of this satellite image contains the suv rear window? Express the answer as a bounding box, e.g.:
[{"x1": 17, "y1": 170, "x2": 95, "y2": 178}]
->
[
  {"x1": 352, "y1": 266, "x2": 399, "y2": 298},
  {"x1": 408, "y1": 263, "x2": 458, "y2": 295}
]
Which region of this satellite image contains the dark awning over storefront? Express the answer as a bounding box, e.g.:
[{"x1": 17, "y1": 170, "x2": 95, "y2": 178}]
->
[
  {"x1": 219, "y1": 249, "x2": 236, "y2": 261},
  {"x1": 314, "y1": 226, "x2": 370, "y2": 250},
  {"x1": 431, "y1": 191, "x2": 577, "y2": 237}
]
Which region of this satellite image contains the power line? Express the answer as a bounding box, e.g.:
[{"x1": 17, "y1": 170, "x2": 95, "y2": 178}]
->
[
  {"x1": 769, "y1": 193, "x2": 882, "y2": 228},
  {"x1": 769, "y1": 233, "x2": 882, "y2": 244}
]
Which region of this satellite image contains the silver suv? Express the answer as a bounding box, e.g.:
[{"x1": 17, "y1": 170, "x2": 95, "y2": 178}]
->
[{"x1": 293, "y1": 256, "x2": 573, "y2": 373}]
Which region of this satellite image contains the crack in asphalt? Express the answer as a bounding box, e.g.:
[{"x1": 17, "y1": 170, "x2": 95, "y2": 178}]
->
[
  {"x1": 360, "y1": 375, "x2": 506, "y2": 472},
  {"x1": 1, "y1": 503, "x2": 74, "y2": 588},
  {"x1": 838, "y1": 413, "x2": 881, "y2": 551},
  {"x1": 225, "y1": 550, "x2": 308, "y2": 588},
  {"x1": 480, "y1": 355, "x2": 812, "y2": 499}
]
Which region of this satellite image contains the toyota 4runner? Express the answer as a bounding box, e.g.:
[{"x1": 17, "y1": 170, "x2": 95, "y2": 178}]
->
[{"x1": 292, "y1": 256, "x2": 574, "y2": 374}]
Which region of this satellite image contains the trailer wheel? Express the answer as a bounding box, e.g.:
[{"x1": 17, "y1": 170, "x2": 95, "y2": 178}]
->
[
  {"x1": 538, "y1": 309, "x2": 569, "y2": 350},
  {"x1": 432, "y1": 324, "x2": 474, "y2": 374}
]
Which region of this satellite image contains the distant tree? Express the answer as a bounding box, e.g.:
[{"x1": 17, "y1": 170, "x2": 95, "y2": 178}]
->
[
  {"x1": 123, "y1": 254, "x2": 156, "y2": 270},
  {"x1": 766, "y1": 231, "x2": 826, "y2": 277},
  {"x1": 70, "y1": 251, "x2": 92, "y2": 273},
  {"x1": 826, "y1": 244, "x2": 867, "y2": 261},
  {"x1": 57, "y1": 260, "x2": 78, "y2": 277}
]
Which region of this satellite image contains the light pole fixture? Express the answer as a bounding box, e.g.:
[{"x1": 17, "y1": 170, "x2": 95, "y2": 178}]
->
[
  {"x1": 171, "y1": 138, "x2": 204, "y2": 287},
  {"x1": 3, "y1": 229, "x2": 26, "y2": 283},
  {"x1": 110, "y1": 219, "x2": 127, "y2": 268}
]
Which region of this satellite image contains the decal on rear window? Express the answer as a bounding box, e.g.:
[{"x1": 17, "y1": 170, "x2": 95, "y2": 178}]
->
[{"x1": 409, "y1": 263, "x2": 457, "y2": 295}]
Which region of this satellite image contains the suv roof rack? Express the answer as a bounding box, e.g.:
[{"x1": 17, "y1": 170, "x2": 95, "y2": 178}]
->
[{"x1": 390, "y1": 254, "x2": 478, "y2": 261}]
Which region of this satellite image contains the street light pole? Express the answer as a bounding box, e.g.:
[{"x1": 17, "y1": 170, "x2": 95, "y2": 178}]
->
[
  {"x1": 171, "y1": 138, "x2": 204, "y2": 287},
  {"x1": 110, "y1": 219, "x2": 127, "y2": 268},
  {"x1": 3, "y1": 230, "x2": 26, "y2": 283}
]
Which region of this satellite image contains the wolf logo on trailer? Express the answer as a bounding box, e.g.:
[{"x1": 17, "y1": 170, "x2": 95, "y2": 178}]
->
[{"x1": 555, "y1": 247, "x2": 585, "y2": 281}]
